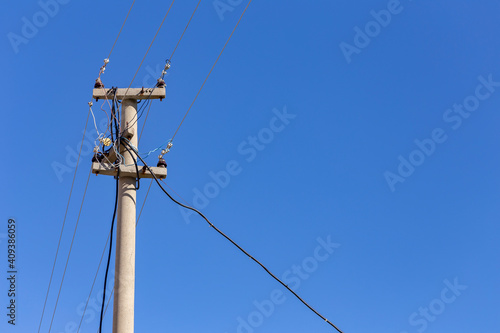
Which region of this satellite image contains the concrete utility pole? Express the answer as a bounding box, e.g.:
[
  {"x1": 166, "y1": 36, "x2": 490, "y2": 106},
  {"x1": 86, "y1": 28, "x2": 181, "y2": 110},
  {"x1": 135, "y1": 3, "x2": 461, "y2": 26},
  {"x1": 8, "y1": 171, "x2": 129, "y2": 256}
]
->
[{"x1": 92, "y1": 87, "x2": 167, "y2": 333}]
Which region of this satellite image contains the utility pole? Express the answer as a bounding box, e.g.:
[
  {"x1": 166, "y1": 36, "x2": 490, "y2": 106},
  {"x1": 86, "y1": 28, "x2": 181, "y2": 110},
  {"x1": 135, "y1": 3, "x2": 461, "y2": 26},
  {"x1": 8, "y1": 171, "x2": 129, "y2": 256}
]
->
[{"x1": 92, "y1": 87, "x2": 167, "y2": 333}]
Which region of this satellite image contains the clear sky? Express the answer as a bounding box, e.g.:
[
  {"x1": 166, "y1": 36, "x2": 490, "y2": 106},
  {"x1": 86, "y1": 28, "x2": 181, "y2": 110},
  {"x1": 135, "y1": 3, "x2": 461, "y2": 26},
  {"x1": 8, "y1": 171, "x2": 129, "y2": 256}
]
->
[{"x1": 2, "y1": 0, "x2": 500, "y2": 332}]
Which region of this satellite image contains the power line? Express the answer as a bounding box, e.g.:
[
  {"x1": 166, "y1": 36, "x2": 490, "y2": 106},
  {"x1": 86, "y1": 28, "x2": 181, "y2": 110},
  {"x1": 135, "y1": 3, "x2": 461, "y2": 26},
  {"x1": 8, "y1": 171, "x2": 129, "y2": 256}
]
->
[
  {"x1": 171, "y1": 0, "x2": 253, "y2": 141},
  {"x1": 123, "y1": 0, "x2": 176, "y2": 98},
  {"x1": 138, "y1": 100, "x2": 154, "y2": 143},
  {"x1": 122, "y1": 139, "x2": 344, "y2": 333},
  {"x1": 37, "y1": 109, "x2": 91, "y2": 333},
  {"x1": 118, "y1": 0, "x2": 178, "y2": 136},
  {"x1": 121, "y1": 89, "x2": 156, "y2": 137},
  {"x1": 97, "y1": 0, "x2": 137, "y2": 82},
  {"x1": 135, "y1": 0, "x2": 201, "y2": 147},
  {"x1": 47, "y1": 167, "x2": 93, "y2": 333},
  {"x1": 169, "y1": 0, "x2": 201, "y2": 62},
  {"x1": 107, "y1": 0, "x2": 136, "y2": 60}
]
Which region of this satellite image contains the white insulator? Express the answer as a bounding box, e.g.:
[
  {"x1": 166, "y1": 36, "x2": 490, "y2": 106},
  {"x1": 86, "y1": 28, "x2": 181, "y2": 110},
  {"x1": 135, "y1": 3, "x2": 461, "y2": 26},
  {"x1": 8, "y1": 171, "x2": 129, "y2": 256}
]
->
[
  {"x1": 167, "y1": 142, "x2": 173, "y2": 149},
  {"x1": 88, "y1": 101, "x2": 93, "y2": 107},
  {"x1": 104, "y1": 58, "x2": 109, "y2": 64}
]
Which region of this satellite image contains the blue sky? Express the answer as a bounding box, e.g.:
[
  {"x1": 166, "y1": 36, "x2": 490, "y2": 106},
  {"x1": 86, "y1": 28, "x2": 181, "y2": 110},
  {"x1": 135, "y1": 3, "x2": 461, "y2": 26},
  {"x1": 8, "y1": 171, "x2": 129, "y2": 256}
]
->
[{"x1": 2, "y1": 0, "x2": 500, "y2": 332}]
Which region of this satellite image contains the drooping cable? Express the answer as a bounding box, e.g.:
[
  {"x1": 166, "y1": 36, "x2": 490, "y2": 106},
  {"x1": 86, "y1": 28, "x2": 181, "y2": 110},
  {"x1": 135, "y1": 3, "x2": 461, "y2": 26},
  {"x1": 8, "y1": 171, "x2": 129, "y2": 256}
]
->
[
  {"x1": 121, "y1": 139, "x2": 344, "y2": 333},
  {"x1": 171, "y1": 0, "x2": 252, "y2": 141},
  {"x1": 98, "y1": 170, "x2": 120, "y2": 333},
  {"x1": 37, "y1": 109, "x2": 91, "y2": 333}
]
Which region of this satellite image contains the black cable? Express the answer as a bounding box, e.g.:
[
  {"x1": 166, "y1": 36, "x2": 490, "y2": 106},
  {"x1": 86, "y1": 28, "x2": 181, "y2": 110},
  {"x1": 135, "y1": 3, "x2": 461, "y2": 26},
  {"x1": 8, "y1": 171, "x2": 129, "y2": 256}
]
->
[
  {"x1": 120, "y1": 138, "x2": 344, "y2": 333},
  {"x1": 135, "y1": 98, "x2": 150, "y2": 125},
  {"x1": 109, "y1": 97, "x2": 114, "y2": 145},
  {"x1": 112, "y1": 88, "x2": 120, "y2": 143},
  {"x1": 122, "y1": 143, "x2": 140, "y2": 190},
  {"x1": 98, "y1": 170, "x2": 120, "y2": 333}
]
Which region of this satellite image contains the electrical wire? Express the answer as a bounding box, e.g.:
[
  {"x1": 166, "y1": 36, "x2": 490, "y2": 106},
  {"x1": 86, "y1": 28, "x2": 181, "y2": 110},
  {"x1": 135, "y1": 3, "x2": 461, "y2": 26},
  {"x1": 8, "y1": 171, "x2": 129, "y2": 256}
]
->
[
  {"x1": 169, "y1": 0, "x2": 201, "y2": 62},
  {"x1": 160, "y1": 179, "x2": 191, "y2": 207},
  {"x1": 131, "y1": 0, "x2": 200, "y2": 143},
  {"x1": 113, "y1": 0, "x2": 197, "y2": 137},
  {"x1": 171, "y1": 0, "x2": 253, "y2": 141},
  {"x1": 97, "y1": 86, "x2": 118, "y2": 139},
  {"x1": 37, "y1": 109, "x2": 91, "y2": 333},
  {"x1": 89, "y1": 103, "x2": 101, "y2": 138},
  {"x1": 123, "y1": 0, "x2": 176, "y2": 99},
  {"x1": 116, "y1": 0, "x2": 199, "y2": 140},
  {"x1": 138, "y1": 100, "x2": 154, "y2": 143},
  {"x1": 121, "y1": 139, "x2": 344, "y2": 333},
  {"x1": 121, "y1": 89, "x2": 154, "y2": 135},
  {"x1": 109, "y1": 89, "x2": 116, "y2": 145},
  {"x1": 112, "y1": 89, "x2": 120, "y2": 143},
  {"x1": 98, "y1": 170, "x2": 120, "y2": 333},
  {"x1": 97, "y1": 0, "x2": 136, "y2": 80},
  {"x1": 107, "y1": 0, "x2": 136, "y2": 60},
  {"x1": 47, "y1": 167, "x2": 93, "y2": 333}
]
